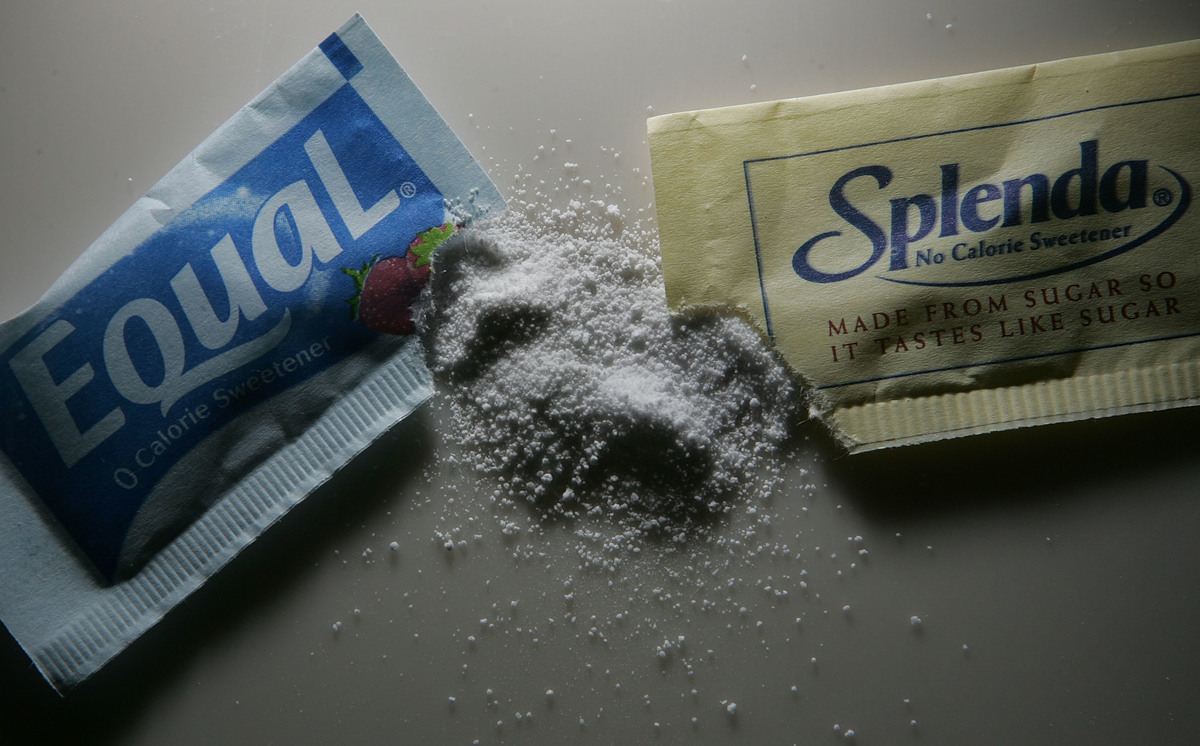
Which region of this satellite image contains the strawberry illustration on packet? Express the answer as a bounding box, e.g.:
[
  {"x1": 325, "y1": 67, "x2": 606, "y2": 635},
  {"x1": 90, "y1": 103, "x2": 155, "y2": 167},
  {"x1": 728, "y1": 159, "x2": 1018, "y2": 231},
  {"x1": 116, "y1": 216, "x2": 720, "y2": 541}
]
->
[{"x1": 343, "y1": 222, "x2": 458, "y2": 335}]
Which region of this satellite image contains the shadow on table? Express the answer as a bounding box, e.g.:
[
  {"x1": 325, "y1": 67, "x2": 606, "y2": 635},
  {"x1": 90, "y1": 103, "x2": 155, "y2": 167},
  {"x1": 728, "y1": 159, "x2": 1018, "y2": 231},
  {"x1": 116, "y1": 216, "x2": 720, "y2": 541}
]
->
[
  {"x1": 0, "y1": 407, "x2": 434, "y2": 746},
  {"x1": 814, "y1": 405, "x2": 1200, "y2": 521}
]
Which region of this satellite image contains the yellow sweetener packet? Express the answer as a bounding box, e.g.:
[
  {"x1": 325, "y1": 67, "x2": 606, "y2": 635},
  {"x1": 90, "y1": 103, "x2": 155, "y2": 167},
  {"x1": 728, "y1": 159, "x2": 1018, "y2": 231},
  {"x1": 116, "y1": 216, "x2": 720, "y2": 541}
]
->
[{"x1": 648, "y1": 40, "x2": 1200, "y2": 452}]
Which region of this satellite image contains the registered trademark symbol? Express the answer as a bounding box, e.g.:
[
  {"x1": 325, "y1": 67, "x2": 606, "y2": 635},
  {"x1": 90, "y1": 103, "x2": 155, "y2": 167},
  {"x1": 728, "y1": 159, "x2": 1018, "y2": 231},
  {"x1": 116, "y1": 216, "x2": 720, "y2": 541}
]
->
[
  {"x1": 1153, "y1": 187, "x2": 1173, "y2": 207},
  {"x1": 399, "y1": 182, "x2": 418, "y2": 199}
]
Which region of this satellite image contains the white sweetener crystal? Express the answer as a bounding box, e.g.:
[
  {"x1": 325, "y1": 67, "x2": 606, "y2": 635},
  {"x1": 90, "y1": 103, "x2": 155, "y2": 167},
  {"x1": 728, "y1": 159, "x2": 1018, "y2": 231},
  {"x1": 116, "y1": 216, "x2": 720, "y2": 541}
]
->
[{"x1": 420, "y1": 204, "x2": 798, "y2": 547}]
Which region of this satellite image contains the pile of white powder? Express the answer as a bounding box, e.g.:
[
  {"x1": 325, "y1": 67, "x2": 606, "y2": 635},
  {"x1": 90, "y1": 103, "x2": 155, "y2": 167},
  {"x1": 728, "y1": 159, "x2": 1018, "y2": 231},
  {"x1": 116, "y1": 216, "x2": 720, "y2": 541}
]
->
[{"x1": 419, "y1": 199, "x2": 799, "y2": 553}]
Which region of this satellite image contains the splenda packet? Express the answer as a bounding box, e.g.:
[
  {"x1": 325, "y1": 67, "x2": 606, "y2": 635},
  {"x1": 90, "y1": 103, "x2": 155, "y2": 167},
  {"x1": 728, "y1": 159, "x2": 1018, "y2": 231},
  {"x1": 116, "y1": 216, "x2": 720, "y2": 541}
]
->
[{"x1": 648, "y1": 40, "x2": 1200, "y2": 451}]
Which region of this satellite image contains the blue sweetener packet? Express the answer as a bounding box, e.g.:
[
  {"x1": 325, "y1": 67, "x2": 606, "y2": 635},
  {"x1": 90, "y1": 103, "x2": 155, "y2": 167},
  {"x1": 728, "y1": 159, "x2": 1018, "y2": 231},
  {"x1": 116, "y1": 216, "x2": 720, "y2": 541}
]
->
[{"x1": 0, "y1": 14, "x2": 503, "y2": 693}]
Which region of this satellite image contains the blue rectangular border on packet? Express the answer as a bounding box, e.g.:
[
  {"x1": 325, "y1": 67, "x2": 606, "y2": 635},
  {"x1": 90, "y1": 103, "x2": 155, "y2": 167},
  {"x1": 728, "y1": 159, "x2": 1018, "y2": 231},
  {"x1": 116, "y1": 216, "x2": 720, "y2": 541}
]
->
[{"x1": 1, "y1": 71, "x2": 443, "y2": 580}]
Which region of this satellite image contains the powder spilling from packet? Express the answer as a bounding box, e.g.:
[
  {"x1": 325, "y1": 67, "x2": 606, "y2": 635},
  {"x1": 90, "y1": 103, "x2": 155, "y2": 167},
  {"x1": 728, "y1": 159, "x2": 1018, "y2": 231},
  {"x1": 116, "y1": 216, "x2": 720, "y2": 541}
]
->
[
  {"x1": 421, "y1": 203, "x2": 799, "y2": 559},
  {"x1": 648, "y1": 40, "x2": 1200, "y2": 451},
  {"x1": 0, "y1": 15, "x2": 502, "y2": 693}
]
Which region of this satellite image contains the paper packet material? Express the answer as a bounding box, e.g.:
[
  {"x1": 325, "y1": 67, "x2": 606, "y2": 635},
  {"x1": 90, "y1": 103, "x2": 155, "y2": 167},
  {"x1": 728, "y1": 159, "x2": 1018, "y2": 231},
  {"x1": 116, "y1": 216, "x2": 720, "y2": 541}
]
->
[
  {"x1": 648, "y1": 40, "x2": 1200, "y2": 451},
  {"x1": 0, "y1": 15, "x2": 504, "y2": 693}
]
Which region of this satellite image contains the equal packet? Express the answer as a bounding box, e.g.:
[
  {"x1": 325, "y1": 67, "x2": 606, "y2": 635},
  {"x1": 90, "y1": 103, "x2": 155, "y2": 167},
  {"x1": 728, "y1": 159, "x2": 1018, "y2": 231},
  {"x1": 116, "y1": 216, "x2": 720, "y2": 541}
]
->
[
  {"x1": 0, "y1": 15, "x2": 503, "y2": 693},
  {"x1": 648, "y1": 40, "x2": 1200, "y2": 451}
]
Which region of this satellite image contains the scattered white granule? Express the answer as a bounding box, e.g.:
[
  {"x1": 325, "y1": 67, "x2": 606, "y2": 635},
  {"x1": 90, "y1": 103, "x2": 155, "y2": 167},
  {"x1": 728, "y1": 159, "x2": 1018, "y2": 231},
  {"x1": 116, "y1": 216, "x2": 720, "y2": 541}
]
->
[{"x1": 421, "y1": 208, "x2": 797, "y2": 563}]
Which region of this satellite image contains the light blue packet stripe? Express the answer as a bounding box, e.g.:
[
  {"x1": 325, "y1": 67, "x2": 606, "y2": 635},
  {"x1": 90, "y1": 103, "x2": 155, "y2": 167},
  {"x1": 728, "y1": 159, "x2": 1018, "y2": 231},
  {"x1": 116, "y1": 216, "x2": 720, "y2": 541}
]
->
[{"x1": 0, "y1": 14, "x2": 502, "y2": 693}]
